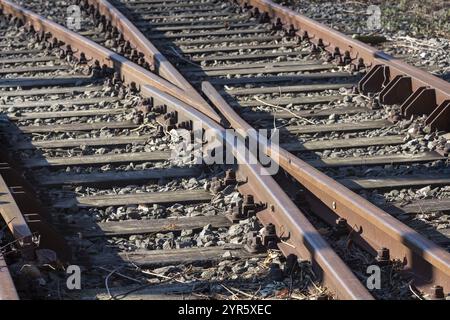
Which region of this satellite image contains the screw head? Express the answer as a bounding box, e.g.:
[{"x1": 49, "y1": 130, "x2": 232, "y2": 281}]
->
[
  {"x1": 375, "y1": 247, "x2": 390, "y2": 265},
  {"x1": 430, "y1": 285, "x2": 445, "y2": 300}
]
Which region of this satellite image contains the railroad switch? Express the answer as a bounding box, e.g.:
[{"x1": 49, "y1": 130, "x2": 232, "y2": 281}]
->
[
  {"x1": 429, "y1": 285, "x2": 445, "y2": 300},
  {"x1": 375, "y1": 247, "x2": 390, "y2": 266}
]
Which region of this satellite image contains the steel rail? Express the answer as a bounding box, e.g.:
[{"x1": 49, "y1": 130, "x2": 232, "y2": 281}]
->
[
  {"x1": 0, "y1": 0, "x2": 221, "y2": 124},
  {"x1": 141, "y1": 85, "x2": 374, "y2": 300},
  {"x1": 0, "y1": 254, "x2": 18, "y2": 300},
  {"x1": 82, "y1": 0, "x2": 221, "y2": 122},
  {"x1": 0, "y1": 0, "x2": 374, "y2": 299},
  {"x1": 202, "y1": 81, "x2": 450, "y2": 295}
]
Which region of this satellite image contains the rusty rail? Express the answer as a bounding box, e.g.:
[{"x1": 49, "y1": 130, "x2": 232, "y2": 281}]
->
[
  {"x1": 202, "y1": 81, "x2": 450, "y2": 295},
  {"x1": 0, "y1": 0, "x2": 375, "y2": 299},
  {"x1": 236, "y1": 0, "x2": 450, "y2": 132},
  {"x1": 82, "y1": 0, "x2": 221, "y2": 122}
]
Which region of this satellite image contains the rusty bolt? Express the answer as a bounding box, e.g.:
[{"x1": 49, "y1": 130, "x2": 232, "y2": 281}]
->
[
  {"x1": 268, "y1": 263, "x2": 284, "y2": 281},
  {"x1": 368, "y1": 98, "x2": 382, "y2": 110},
  {"x1": 442, "y1": 142, "x2": 450, "y2": 156},
  {"x1": 357, "y1": 58, "x2": 366, "y2": 71},
  {"x1": 310, "y1": 44, "x2": 320, "y2": 54},
  {"x1": 375, "y1": 247, "x2": 390, "y2": 265},
  {"x1": 285, "y1": 254, "x2": 298, "y2": 275},
  {"x1": 259, "y1": 12, "x2": 270, "y2": 24},
  {"x1": 343, "y1": 50, "x2": 352, "y2": 65},
  {"x1": 326, "y1": 52, "x2": 334, "y2": 63},
  {"x1": 430, "y1": 285, "x2": 445, "y2": 300},
  {"x1": 262, "y1": 223, "x2": 278, "y2": 249},
  {"x1": 210, "y1": 177, "x2": 223, "y2": 194},
  {"x1": 317, "y1": 38, "x2": 325, "y2": 50},
  {"x1": 272, "y1": 18, "x2": 283, "y2": 31},
  {"x1": 334, "y1": 217, "x2": 348, "y2": 236},
  {"x1": 224, "y1": 169, "x2": 237, "y2": 186},
  {"x1": 301, "y1": 31, "x2": 309, "y2": 42},
  {"x1": 242, "y1": 194, "x2": 256, "y2": 218},
  {"x1": 155, "y1": 125, "x2": 164, "y2": 138},
  {"x1": 252, "y1": 7, "x2": 260, "y2": 18},
  {"x1": 227, "y1": 203, "x2": 242, "y2": 222},
  {"x1": 287, "y1": 24, "x2": 296, "y2": 37},
  {"x1": 388, "y1": 110, "x2": 402, "y2": 123},
  {"x1": 153, "y1": 105, "x2": 166, "y2": 114},
  {"x1": 66, "y1": 45, "x2": 73, "y2": 56},
  {"x1": 79, "y1": 52, "x2": 87, "y2": 65}
]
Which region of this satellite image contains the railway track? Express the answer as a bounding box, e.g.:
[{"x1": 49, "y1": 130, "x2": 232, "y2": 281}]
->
[{"x1": 0, "y1": 0, "x2": 449, "y2": 300}]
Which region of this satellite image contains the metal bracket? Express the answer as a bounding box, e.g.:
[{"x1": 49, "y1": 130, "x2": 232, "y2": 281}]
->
[
  {"x1": 401, "y1": 87, "x2": 437, "y2": 117},
  {"x1": 358, "y1": 64, "x2": 390, "y2": 94},
  {"x1": 425, "y1": 100, "x2": 450, "y2": 132},
  {"x1": 379, "y1": 75, "x2": 412, "y2": 105}
]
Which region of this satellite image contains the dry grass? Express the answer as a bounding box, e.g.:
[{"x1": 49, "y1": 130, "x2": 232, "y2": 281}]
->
[{"x1": 275, "y1": 0, "x2": 450, "y2": 38}]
